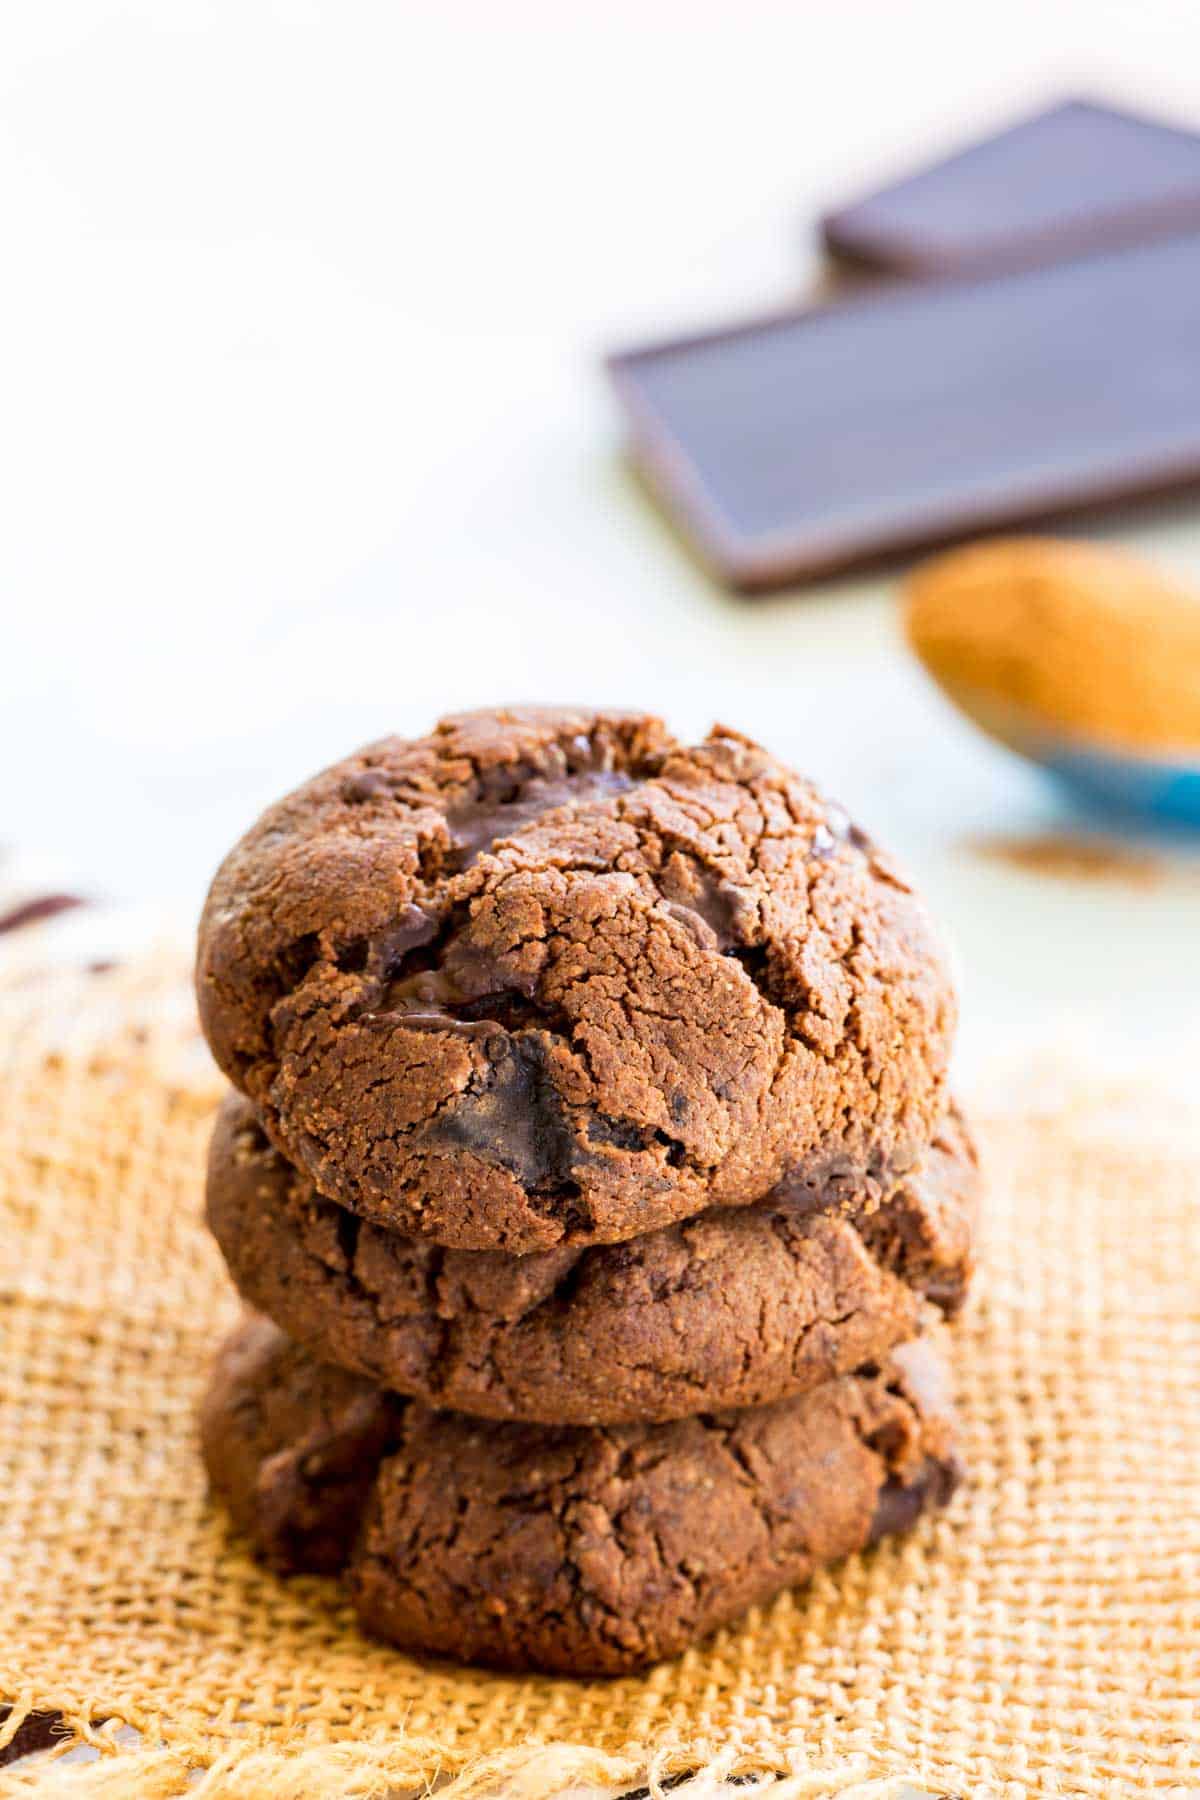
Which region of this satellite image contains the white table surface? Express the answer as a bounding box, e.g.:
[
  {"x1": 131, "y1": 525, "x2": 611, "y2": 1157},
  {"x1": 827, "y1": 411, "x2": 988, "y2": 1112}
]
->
[{"x1": 3, "y1": 0, "x2": 1200, "y2": 1093}]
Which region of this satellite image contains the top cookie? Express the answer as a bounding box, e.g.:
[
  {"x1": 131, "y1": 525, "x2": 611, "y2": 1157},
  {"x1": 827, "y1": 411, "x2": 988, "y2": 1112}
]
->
[{"x1": 197, "y1": 708, "x2": 956, "y2": 1251}]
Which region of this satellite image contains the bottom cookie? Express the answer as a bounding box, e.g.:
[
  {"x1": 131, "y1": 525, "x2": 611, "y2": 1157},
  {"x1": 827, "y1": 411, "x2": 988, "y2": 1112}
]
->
[{"x1": 201, "y1": 1315, "x2": 962, "y2": 1676}]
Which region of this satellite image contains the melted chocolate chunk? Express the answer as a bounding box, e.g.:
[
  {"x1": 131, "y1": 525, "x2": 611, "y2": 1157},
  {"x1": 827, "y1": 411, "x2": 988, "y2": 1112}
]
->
[
  {"x1": 345, "y1": 743, "x2": 636, "y2": 869},
  {"x1": 383, "y1": 939, "x2": 537, "y2": 1016},
  {"x1": 585, "y1": 1114, "x2": 687, "y2": 1167},
  {"x1": 586, "y1": 1113, "x2": 654, "y2": 1151},
  {"x1": 395, "y1": 989, "x2": 567, "y2": 1038},
  {"x1": 868, "y1": 1459, "x2": 961, "y2": 1544},
  {"x1": 372, "y1": 906, "x2": 439, "y2": 971},
  {"x1": 340, "y1": 906, "x2": 441, "y2": 981},
  {"x1": 369, "y1": 895, "x2": 578, "y2": 1046},
  {"x1": 424, "y1": 1034, "x2": 580, "y2": 1193},
  {"x1": 389, "y1": 1011, "x2": 499, "y2": 1038},
  {"x1": 445, "y1": 766, "x2": 633, "y2": 870},
  {"x1": 658, "y1": 865, "x2": 747, "y2": 950}
]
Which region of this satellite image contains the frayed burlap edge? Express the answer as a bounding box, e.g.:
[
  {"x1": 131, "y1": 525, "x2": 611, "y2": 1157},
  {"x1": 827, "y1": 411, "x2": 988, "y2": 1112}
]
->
[{"x1": 0, "y1": 1717, "x2": 931, "y2": 1800}]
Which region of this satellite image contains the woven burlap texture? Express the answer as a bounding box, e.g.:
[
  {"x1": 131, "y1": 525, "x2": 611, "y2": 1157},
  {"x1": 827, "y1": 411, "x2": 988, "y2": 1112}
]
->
[{"x1": 0, "y1": 956, "x2": 1196, "y2": 1799}]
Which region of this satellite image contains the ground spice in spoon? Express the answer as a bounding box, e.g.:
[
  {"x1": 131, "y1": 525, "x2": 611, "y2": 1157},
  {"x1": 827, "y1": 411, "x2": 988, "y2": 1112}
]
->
[{"x1": 905, "y1": 537, "x2": 1200, "y2": 755}]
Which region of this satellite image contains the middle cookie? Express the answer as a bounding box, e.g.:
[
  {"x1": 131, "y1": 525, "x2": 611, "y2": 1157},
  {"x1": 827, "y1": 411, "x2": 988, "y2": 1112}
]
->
[{"x1": 209, "y1": 1092, "x2": 977, "y2": 1426}]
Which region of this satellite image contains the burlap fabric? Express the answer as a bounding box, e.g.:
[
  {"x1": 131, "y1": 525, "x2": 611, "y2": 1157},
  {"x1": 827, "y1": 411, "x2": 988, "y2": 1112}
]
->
[{"x1": 0, "y1": 951, "x2": 1196, "y2": 1798}]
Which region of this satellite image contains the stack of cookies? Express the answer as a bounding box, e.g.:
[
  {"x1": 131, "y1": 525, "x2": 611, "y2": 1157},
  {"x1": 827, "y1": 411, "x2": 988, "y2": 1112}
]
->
[{"x1": 196, "y1": 708, "x2": 977, "y2": 1676}]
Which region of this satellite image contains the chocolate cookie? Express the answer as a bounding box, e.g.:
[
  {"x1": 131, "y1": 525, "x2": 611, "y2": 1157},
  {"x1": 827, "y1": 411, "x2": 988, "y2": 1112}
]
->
[
  {"x1": 202, "y1": 1315, "x2": 962, "y2": 1675},
  {"x1": 207, "y1": 1092, "x2": 977, "y2": 1425},
  {"x1": 196, "y1": 708, "x2": 956, "y2": 1251},
  {"x1": 199, "y1": 1310, "x2": 400, "y2": 1574}
]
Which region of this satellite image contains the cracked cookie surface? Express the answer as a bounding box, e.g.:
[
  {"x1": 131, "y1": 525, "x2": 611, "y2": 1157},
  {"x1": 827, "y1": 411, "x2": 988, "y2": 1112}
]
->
[
  {"x1": 208, "y1": 1092, "x2": 977, "y2": 1425},
  {"x1": 197, "y1": 707, "x2": 956, "y2": 1251},
  {"x1": 201, "y1": 1315, "x2": 962, "y2": 1675}
]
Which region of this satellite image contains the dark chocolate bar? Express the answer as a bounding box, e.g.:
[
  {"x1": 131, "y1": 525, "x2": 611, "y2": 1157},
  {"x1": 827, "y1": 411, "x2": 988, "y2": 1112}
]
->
[
  {"x1": 822, "y1": 96, "x2": 1200, "y2": 276},
  {"x1": 608, "y1": 228, "x2": 1200, "y2": 591}
]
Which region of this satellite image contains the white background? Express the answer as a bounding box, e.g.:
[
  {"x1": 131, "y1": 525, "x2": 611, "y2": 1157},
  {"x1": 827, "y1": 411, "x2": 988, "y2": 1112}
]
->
[{"x1": 2, "y1": 0, "x2": 1199, "y2": 1081}]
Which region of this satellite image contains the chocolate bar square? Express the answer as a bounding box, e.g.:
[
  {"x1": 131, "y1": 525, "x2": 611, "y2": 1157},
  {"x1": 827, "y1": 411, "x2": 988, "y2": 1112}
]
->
[
  {"x1": 609, "y1": 230, "x2": 1200, "y2": 591},
  {"x1": 823, "y1": 96, "x2": 1200, "y2": 275}
]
